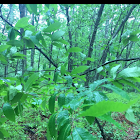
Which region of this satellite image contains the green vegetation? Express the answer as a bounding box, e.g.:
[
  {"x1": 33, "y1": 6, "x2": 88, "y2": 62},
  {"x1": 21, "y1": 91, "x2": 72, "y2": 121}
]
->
[{"x1": 0, "y1": 4, "x2": 140, "y2": 140}]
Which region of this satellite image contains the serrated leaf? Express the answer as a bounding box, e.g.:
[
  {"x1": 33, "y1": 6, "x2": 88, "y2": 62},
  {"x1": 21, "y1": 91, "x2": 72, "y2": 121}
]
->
[
  {"x1": 43, "y1": 22, "x2": 61, "y2": 32},
  {"x1": 71, "y1": 66, "x2": 90, "y2": 74},
  {"x1": 8, "y1": 28, "x2": 15, "y2": 40},
  {"x1": 72, "y1": 127, "x2": 95, "y2": 140},
  {"x1": 15, "y1": 17, "x2": 29, "y2": 29},
  {"x1": 79, "y1": 99, "x2": 139, "y2": 117},
  {"x1": 29, "y1": 4, "x2": 37, "y2": 15},
  {"x1": 51, "y1": 31, "x2": 65, "y2": 41},
  {"x1": 110, "y1": 64, "x2": 120, "y2": 79},
  {"x1": 118, "y1": 67, "x2": 140, "y2": 78},
  {"x1": 2, "y1": 103, "x2": 15, "y2": 122},
  {"x1": 7, "y1": 40, "x2": 23, "y2": 47},
  {"x1": 102, "y1": 84, "x2": 130, "y2": 100},
  {"x1": 58, "y1": 94, "x2": 65, "y2": 108},
  {"x1": 49, "y1": 94, "x2": 56, "y2": 114},
  {"x1": 48, "y1": 113, "x2": 56, "y2": 137},
  {"x1": 24, "y1": 73, "x2": 39, "y2": 92}
]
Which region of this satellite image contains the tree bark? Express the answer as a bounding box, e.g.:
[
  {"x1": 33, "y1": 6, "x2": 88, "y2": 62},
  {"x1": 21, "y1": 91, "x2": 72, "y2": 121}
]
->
[
  {"x1": 85, "y1": 4, "x2": 105, "y2": 87},
  {"x1": 66, "y1": 7, "x2": 73, "y2": 72}
]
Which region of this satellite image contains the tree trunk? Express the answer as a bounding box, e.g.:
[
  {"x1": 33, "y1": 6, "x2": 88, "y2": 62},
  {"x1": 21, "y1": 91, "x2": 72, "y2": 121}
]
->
[
  {"x1": 66, "y1": 7, "x2": 73, "y2": 72},
  {"x1": 19, "y1": 4, "x2": 26, "y2": 75},
  {"x1": 85, "y1": 4, "x2": 105, "y2": 87}
]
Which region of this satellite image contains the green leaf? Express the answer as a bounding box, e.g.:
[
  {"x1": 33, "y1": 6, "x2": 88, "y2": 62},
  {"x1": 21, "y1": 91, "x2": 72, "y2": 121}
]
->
[
  {"x1": 0, "y1": 131, "x2": 4, "y2": 139},
  {"x1": 64, "y1": 98, "x2": 85, "y2": 111},
  {"x1": 102, "y1": 84, "x2": 130, "y2": 100},
  {"x1": 52, "y1": 42, "x2": 62, "y2": 48},
  {"x1": 24, "y1": 73, "x2": 39, "y2": 92},
  {"x1": 2, "y1": 103, "x2": 15, "y2": 122},
  {"x1": 42, "y1": 22, "x2": 61, "y2": 32},
  {"x1": 0, "y1": 127, "x2": 10, "y2": 137},
  {"x1": 0, "y1": 55, "x2": 7, "y2": 64},
  {"x1": 57, "y1": 123, "x2": 71, "y2": 140},
  {"x1": 96, "y1": 66, "x2": 103, "y2": 73},
  {"x1": 71, "y1": 66, "x2": 90, "y2": 74},
  {"x1": 119, "y1": 79, "x2": 140, "y2": 92},
  {"x1": 10, "y1": 92, "x2": 23, "y2": 104},
  {"x1": 51, "y1": 31, "x2": 65, "y2": 41},
  {"x1": 86, "y1": 57, "x2": 94, "y2": 62},
  {"x1": 118, "y1": 67, "x2": 140, "y2": 78},
  {"x1": 8, "y1": 28, "x2": 15, "y2": 40},
  {"x1": 129, "y1": 34, "x2": 139, "y2": 42},
  {"x1": 49, "y1": 94, "x2": 56, "y2": 114},
  {"x1": 65, "y1": 75, "x2": 72, "y2": 87},
  {"x1": 65, "y1": 93, "x2": 74, "y2": 104},
  {"x1": 56, "y1": 39, "x2": 69, "y2": 45},
  {"x1": 24, "y1": 38, "x2": 34, "y2": 48},
  {"x1": 67, "y1": 47, "x2": 82, "y2": 53},
  {"x1": 30, "y1": 36, "x2": 40, "y2": 46},
  {"x1": 58, "y1": 94, "x2": 65, "y2": 108},
  {"x1": 79, "y1": 99, "x2": 139, "y2": 117},
  {"x1": 72, "y1": 127, "x2": 96, "y2": 140},
  {"x1": 99, "y1": 114, "x2": 123, "y2": 130},
  {"x1": 0, "y1": 45, "x2": 11, "y2": 52},
  {"x1": 12, "y1": 52, "x2": 26, "y2": 59},
  {"x1": 48, "y1": 113, "x2": 56, "y2": 137},
  {"x1": 125, "y1": 108, "x2": 137, "y2": 123},
  {"x1": 7, "y1": 40, "x2": 23, "y2": 47},
  {"x1": 89, "y1": 79, "x2": 108, "y2": 91},
  {"x1": 122, "y1": 38, "x2": 129, "y2": 46},
  {"x1": 110, "y1": 64, "x2": 120, "y2": 79},
  {"x1": 36, "y1": 31, "x2": 46, "y2": 47},
  {"x1": 61, "y1": 65, "x2": 66, "y2": 75},
  {"x1": 94, "y1": 91, "x2": 109, "y2": 103},
  {"x1": 54, "y1": 71, "x2": 59, "y2": 84},
  {"x1": 15, "y1": 17, "x2": 29, "y2": 29},
  {"x1": 57, "y1": 110, "x2": 69, "y2": 129},
  {"x1": 29, "y1": 4, "x2": 37, "y2": 15}
]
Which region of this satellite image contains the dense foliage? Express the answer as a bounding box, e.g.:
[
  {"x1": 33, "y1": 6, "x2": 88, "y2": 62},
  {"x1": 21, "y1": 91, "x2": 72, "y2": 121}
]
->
[{"x1": 0, "y1": 4, "x2": 140, "y2": 139}]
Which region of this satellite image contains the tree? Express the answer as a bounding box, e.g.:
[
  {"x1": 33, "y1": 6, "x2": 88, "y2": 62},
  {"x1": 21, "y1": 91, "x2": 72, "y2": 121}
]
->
[{"x1": 0, "y1": 4, "x2": 140, "y2": 140}]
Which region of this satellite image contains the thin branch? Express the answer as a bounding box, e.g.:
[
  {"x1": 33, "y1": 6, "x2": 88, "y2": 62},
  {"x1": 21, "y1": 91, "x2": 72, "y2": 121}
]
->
[
  {"x1": 112, "y1": 4, "x2": 137, "y2": 39},
  {"x1": 73, "y1": 57, "x2": 140, "y2": 79}
]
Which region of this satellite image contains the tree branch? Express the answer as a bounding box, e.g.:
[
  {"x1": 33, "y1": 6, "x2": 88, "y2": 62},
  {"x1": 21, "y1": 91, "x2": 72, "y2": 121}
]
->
[
  {"x1": 73, "y1": 57, "x2": 140, "y2": 79},
  {"x1": 112, "y1": 4, "x2": 137, "y2": 39}
]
